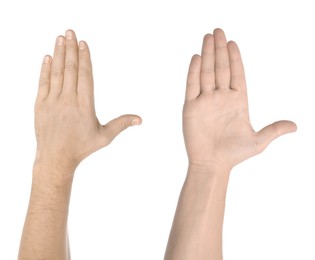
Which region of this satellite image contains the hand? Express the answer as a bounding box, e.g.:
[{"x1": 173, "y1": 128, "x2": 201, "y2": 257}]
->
[
  {"x1": 35, "y1": 30, "x2": 141, "y2": 171},
  {"x1": 183, "y1": 28, "x2": 296, "y2": 170}
]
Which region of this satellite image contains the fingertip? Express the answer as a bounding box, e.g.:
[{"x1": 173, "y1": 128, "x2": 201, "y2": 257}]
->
[
  {"x1": 65, "y1": 29, "x2": 76, "y2": 40},
  {"x1": 132, "y1": 116, "x2": 142, "y2": 126},
  {"x1": 270, "y1": 120, "x2": 297, "y2": 137},
  {"x1": 43, "y1": 55, "x2": 51, "y2": 64},
  {"x1": 293, "y1": 123, "x2": 298, "y2": 132},
  {"x1": 191, "y1": 54, "x2": 201, "y2": 61},
  {"x1": 38, "y1": 55, "x2": 52, "y2": 100},
  {"x1": 56, "y1": 35, "x2": 65, "y2": 46},
  {"x1": 283, "y1": 120, "x2": 298, "y2": 133},
  {"x1": 203, "y1": 33, "x2": 213, "y2": 42},
  {"x1": 79, "y1": 41, "x2": 91, "y2": 56},
  {"x1": 186, "y1": 54, "x2": 201, "y2": 100},
  {"x1": 227, "y1": 40, "x2": 237, "y2": 47},
  {"x1": 190, "y1": 54, "x2": 201, "y2": 68},
  {"x1": 79, "y1": 41, "x2": 86, "y2": 50},
  {"x1": 213, "y1": 28, "x2": 224, "y2": 34},
  {"x1": 213, "y1": 28, "x2": 227, "y2": 40}
]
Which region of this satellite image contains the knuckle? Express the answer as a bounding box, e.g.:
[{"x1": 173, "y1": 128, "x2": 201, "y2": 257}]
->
[
  {"x1": 52, "y1": 67, "x2": 64, "y2": 77},
  {"x1": 201, "y1": 67, "x2": 214, "y2": 73},
  {"x1": 79, "y1": 51, "x2": 88, "y2": 58},
  {"x1": 65, "y1": 63, "x2": 78, "y2": 71},
  {"x1": 215, "y1": 61, "x2": 229, "y2": 69},
  {"x1": 38, "y1": 78, "x2": 49, "y2": 88},
  {"x1": 120, "y1": 120, "x2": 129, "y2": 130},
  {"x1": 230, "y1": 57, "x2": 241, "y2": 63},
  {"x1": 215, "y1": 44, "x2": 227, "y2": 50},
  {"x1": 79, "y1": 67, "x2": 91, "y2": 78},
  {"x1": 66, "y1": 42, "x2": 77, "y2": 50}
]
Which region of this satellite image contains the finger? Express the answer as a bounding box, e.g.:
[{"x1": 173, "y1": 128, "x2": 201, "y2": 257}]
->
[
  {"x1": 50, "y1": 36, "x2": 65, "y2": 97},
  {"x1": 256, "y1": 120, "x2": 297, "y2": 153},
  {"x1": 185, "y1": 54, "x2": 201, "y2": 101},
  {"x1": 77, "y1": 41, "x2": 94, "y2": 101},
  {"x1": 200, "y1": 34, "x2": 215, "y2": 93},
  {"x1": 227, "y1": 41, "x2": 247, "y2": 92},
  {"x1": 36, "y1": 55, "x2": 51, "y2": 101},
  {"x1": 214, "y1": 28, "x2": 230, "y2": 90},
  {"x1": 62, "y1": 30, "x2": 79, "y2": 95},
  {"x1": 100, "y1": 115, "x2": 142, "y2": 145}
]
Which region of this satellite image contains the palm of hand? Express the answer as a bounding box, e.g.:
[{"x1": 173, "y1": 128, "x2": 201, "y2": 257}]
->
[
  {"x1": 183, "y1": 29, "x2": 296, "y2": 169},
  {"x1": 184, "y1": 90, "x2": 256, "y2": 168}
]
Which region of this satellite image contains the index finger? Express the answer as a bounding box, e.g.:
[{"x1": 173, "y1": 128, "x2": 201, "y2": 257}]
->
[
  {"x1": 77, "y1": 41, "x2": 94, "y2": 102},
  {"x1": 227, "y1": 41, "x2": 247, "y2": 92},
  {"x1": 200, "y1": 34, "x2": 215, "y2": 93}
]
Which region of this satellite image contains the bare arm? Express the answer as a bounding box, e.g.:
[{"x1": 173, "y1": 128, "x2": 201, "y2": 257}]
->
[
  {"x1": 164, "y1": 28, "x2": 297, "y2": 260},
  {"x1": 18, "y1": 30, "x2": 141, "y2": 260},
  {"x1": 19, "y1": 163, "x2": 75, "y2": 260}
]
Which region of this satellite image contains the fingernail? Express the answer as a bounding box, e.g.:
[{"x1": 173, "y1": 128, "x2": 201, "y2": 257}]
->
[
  {"x1": 79, "y1": 41, "x2": 85, "y2": 50},
  {"x1": 66, "y1": 30, "x2": 73, "y2": 40},
  {"x1": 132, "y1": 118, "x2": 141, "y2": 126},
  {"x1": 43, "y1": 55, "x2": 50, "y2": 63},
  {"x1": 57, "y1": 36, "x2": 64, "y2": 46}
]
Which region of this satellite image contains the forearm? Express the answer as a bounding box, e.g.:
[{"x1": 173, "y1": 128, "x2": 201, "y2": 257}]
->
[
  {"x1": 19, "y1": 29, "x2": 141, "y2": 260},
  {"x1": 18, "y1": 161, "x2": 75, "y2": 260},
  {"x1": 164, "y1": 164, "x2": 230, "y2": 260}
]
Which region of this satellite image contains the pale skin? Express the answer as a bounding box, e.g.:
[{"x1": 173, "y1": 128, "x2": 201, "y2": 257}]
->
[
  {"x1": 18, "y1": 28, "x2": 296, "y2": 260},
  {"x1": 164, "y1": 29, "x2": 296, "y2": 260},
  {"x1": 18, "y1": 30, "x2": 141, "y2": 260}
]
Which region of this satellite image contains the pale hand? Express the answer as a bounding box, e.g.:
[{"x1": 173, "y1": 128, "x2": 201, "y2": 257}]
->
[
  {"x1": 183, "y1": 29, "x2": 296, "y2": 170},
  {"x1": 34, "y1": 30, "x2": 141, "y2": 171}
]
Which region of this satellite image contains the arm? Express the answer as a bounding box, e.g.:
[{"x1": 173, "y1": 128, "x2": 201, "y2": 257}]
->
[
  {"x1": 164, "y1": 28, "x2": 297, "y2": 260},
  {"x1": 18, "y1": 30, "x2": 141, "y2": 260}
]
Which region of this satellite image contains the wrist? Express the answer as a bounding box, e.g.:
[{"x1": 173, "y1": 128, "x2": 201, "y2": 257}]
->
[
  {"x1": 35, "y1": 148, "x2": 78, "y2": 171},
  {"x1": 188, "y1": 160, "x2": 232, "y2": 176},
  {"x1": 187, "y1": 161, "x2": 231, "y2": 192},
  {"x1": 29, "y1": 161, "x2": 74, "y2": 214},
  {"x1": 187, "y1": 162, "x2": 231, "y2": 200},
  {"x1": 33, "y1": 156, "x2": 76, "y2": 186}
]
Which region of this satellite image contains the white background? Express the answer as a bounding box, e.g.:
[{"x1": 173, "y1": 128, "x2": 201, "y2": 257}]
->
[{"x1": 0, "y1": 0, "x2": 314, "y2": 259}]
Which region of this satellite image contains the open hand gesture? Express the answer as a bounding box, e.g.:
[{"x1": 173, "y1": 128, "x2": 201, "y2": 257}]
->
[
  {"x1": 35, "y1": 30, "x2": 141, "y2": 171},
  {"x1": 183, "y1": 29, "x2": 296, "y2": 170}
]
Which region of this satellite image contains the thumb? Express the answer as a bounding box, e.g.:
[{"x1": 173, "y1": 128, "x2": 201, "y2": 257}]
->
[
  {"x1": 100, "y1": 114, "x2": 142, "y2": 144},
  {"x1": 256, "y1": 120, "x2": 297, "y2": 153}
]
